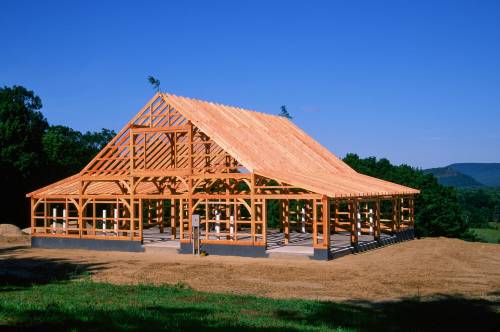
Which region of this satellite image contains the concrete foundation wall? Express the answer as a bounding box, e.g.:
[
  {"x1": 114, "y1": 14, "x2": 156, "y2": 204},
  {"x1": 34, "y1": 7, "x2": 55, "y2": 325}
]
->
[
  {"x1": 32, "y1": 237, "x2": 144, "y2": 252},
  {"x1": 179, "y1": 242, "x2": 267, "y2": 258},
  {"x1": 312, "y1": 228, "x2": 416, "y2": 260}
]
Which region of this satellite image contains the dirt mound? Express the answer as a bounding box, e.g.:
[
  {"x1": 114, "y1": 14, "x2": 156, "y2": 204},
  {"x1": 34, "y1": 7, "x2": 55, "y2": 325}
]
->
[{"x1": 0, "y1": 224, "x2": 23, "y2": 237}]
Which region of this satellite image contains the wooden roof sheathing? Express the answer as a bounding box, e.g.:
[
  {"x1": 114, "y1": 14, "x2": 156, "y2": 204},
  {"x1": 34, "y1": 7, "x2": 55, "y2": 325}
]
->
[
  {"x1": 163, "y1": 93, "x2": 418, "y2": 197},
  {"x1": 28, "y1": 93, "x2": 419, "y2": 198},
  {"x1": 164, "y1": 93, "x2": 355, "y2": 175}
]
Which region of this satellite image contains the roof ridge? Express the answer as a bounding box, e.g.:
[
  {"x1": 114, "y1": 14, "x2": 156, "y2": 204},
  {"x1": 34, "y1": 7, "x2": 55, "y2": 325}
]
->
[{"x1": 161, "y1": 92, "x2": 287, "y2": 120}]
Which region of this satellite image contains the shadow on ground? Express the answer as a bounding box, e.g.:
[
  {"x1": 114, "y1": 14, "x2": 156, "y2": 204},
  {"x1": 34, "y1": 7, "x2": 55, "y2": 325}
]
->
[
  {"x1": 0, "y1": 246, "x2": 106, "y2": 288},
  {"x1": 309, "y1": 295, "x2": 500, "y2": 331},
  {"x1": 0, "y1": 288, "x2": 498, "y2": 331}
]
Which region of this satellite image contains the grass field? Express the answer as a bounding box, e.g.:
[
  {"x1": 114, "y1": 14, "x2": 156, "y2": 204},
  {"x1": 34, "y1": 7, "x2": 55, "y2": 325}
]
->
[
  {"x1": 472, "y1": 223, "x2": 500, "y2": 243},
  {"x1": 0, "y1": 281, "x2": 498, "y2": 332}
]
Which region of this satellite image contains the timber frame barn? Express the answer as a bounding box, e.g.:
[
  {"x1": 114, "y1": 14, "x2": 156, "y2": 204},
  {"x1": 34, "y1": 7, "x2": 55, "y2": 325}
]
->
[{"x1": 28, "y1": 93, "x2": 419, "y2": 260}]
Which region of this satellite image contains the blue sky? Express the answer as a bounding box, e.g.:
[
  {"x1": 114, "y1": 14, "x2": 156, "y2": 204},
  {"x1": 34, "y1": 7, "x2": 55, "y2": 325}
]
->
[{"x1": 1, "y1": 0, "x2": 499, "y2": 168}]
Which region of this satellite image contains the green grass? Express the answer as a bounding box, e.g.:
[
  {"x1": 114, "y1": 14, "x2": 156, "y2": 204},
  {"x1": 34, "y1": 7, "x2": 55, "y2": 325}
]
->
[
  {"x1": 0, "y1": 281, "x2": 498, "y2": 331},
  {"x1": 0, "y1": 281, "x2": 354, "y2": 331},
  {"x1": 471, "y1": 223, "x2": 500, "y2": 243}
]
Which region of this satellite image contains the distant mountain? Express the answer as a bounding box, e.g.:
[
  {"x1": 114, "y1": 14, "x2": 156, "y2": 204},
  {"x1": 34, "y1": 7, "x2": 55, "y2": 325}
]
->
[
  {"x1": 424, "y1": 167, "x2": 485, "y2": 188},
  {"x1": 448, "y1": 163, "x2": 500, "y2": 187},
  {"x1": 424, "y1": 163, "x2": 500, "y2": 188}
]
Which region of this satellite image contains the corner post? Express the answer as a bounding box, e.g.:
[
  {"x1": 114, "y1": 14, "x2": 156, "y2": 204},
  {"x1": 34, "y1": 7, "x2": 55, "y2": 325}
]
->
[{"x1": 187, "y1": 121, "x2": 194, "y2": 242}]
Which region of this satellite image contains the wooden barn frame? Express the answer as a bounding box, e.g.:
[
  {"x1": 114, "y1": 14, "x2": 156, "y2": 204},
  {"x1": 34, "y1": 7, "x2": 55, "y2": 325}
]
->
[{"x1": 28, "y1": 93, "x2": 418, "y2": 259}]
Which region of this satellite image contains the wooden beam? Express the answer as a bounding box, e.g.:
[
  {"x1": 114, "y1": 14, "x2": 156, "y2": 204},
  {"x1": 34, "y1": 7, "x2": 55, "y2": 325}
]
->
[
  {"x1": 130, "y1": 125, "x2": 189, "y2": 133},
  {"x1": 350, "y1": 200, "x2": 358, "y2": 246},
  {"x1": 392, "y1": 198, "x2": 399, "y2": 234},
  {"x1": 375, "y1": 199, "x2": 381, "y2": 240},
  {"x1": 158, "y1": 199, "x2": 164, "y2": 233},
  {"x1": 312, "y1": 199, "x2": 318, "y2": 247},
  {"x1": 283, "y1": 200, "x2": 289, "y2": 245},
  {"x1": 322, "y1": 196, "x2": 330, "y2": 249}
]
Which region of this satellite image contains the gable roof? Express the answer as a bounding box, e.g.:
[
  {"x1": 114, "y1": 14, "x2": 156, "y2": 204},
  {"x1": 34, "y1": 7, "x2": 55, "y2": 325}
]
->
[
  {"x1": 28, "y1": 93, "x2": 419, "y2": 198},
  {"x1": 162, "y1": 93, "x2": 418, "y2": 197}
]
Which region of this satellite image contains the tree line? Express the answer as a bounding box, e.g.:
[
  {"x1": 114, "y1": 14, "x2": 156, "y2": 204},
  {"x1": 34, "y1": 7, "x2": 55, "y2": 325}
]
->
[
  {"x1": 0, "y1": 86, "x2": 115, "y2": 226},
  {"x1": 457, "y1": 187, "x2": 500, "y2": 229},
  {"x1": 342, "y1": 154, "x2": 477, "y2": 239}
]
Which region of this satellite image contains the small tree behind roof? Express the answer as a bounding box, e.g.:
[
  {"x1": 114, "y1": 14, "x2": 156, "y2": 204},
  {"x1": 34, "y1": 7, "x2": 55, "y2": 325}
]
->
[
  {"x1": 147, "y1": 76, "x2": 161, "y2": 93},
  {"x1": 278, "y1": 105, "x2": 292, "y2": 119}
]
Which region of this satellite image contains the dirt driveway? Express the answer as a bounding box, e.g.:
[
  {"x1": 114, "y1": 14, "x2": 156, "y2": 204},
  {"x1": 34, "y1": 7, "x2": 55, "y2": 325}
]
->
[{"x1": 1, "y1": 236, "x2": 499, "y2": 302}]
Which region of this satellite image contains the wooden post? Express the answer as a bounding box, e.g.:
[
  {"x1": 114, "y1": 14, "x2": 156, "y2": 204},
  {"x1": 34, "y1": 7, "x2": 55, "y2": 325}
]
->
[
  {"x1": 205, "y1": 199, "x2": 209, "y2": 240},
  {"x1": 375, "y1": 199, "x2": 381, "y2": 240},
  {"x1": 322, "y1": 196, "x2": 330, "y2": 249},
  {"x1": 332, "y1": 201, "x2": 338, "y2": 234},
  {"x1": 400, "y1": 197, "x2": 404, "y2": 230},
  {"x1": 114, "y1": 204, "x2": 118, "y2": 235},
  {"x1": 147, "y1": 201, "x2": 153, "y2": 224},
  {"x1": 158, "y1": 200, "x2": 164, "y2": 233},
  {"x1": 188, "y1": 182, "x2": 193, "y2": 242},
  {"x1": 391, "y1": 198, "x2": 398, "y2": 234},
  {"x1": 312, "y1": 199, "x2": 318, "y2": 246},
  {"x1": 356, "y1": 201, "x2": 361, "y2": 237},
  {"x1": 300, "y1": 201, "x2": 306, "y2": 233},
  {"x1": 262, "y1": 199, "x2": 267, "y2": 246},
  {"x1": 350, "y1": 200, "x2": 358, "y2": 246},
  {"x1": 130, "y1": 178, "x2": 135, "y2": 240},
  {"x1": 284, "y1": 200, "x2": 290, "y2": 245},
  {"x1": 391, "y1": 198, "x2": 401, "y2": 233},
  {"x1": 180, "y1": 198, "x2": 185, "y2": 240},
  {"x1": 139, "y1": 199, "x2": 143, "y2": 242},
  {"x1": 78, "y1": 181, "x2": 83, "y2": 238},
  {"x1": 129, "y1": 129, "x2": 136, "y2": 240},
  {"x1": 64, "y1": 199, "x2": 68, "y2": 235},
  {"x1": 409, "y1": 197, "x2": 415, "y2": 228},
  {"x1": 43, "y1": 199, "x2": 47, "y2": 234},
  {"x1": 30, "y1": 198, "x2": 35, "y2": 234},
  {"x1": 250, "y1": 173, "x2": 256, "y2": 244},
  {"x1": 187, "y1": 121, "x2": 193, "y2": 242},
  {"x1": 171, "y1": 198, "x2": 176, "y2": 239}
]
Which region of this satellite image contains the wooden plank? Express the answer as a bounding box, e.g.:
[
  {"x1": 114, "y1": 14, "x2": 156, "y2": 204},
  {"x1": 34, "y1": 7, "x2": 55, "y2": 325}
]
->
[{"x1": 131, "y1": 125, "x2": 189, "y2": 133}]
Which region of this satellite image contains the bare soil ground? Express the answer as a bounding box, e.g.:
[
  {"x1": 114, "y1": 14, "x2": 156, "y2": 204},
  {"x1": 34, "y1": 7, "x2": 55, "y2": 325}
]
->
[{"x1": 1, "y1": 236, "x2": 499, "y2": 302}]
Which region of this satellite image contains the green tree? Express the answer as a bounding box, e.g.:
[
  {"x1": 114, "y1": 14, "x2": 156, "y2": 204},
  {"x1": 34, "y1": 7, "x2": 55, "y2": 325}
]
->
[
  {"x1": 0, "y1": 86, "x2": 48, "y2": 224},
  {"x1": 147, "y1": 76, "x2": 161, "y2": 93},
  {"x1": 43, "y1": 126, "x2": 116, "y2": 181},
  {"x1": 0, "y1": 85, "x2": 116, "y2": 227},
  {"x1": 343, "y1": 153, "x2": 474, "y2": 239},
  {"x1": 81, "y1": 128, "x2": 115, "y2": 151},
  {"x1": 278, "y1": 105, "x2": 292, "y2": 119},
  {"x1": 458, "y1": 188, "x2": 500, "y2": 228}
]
